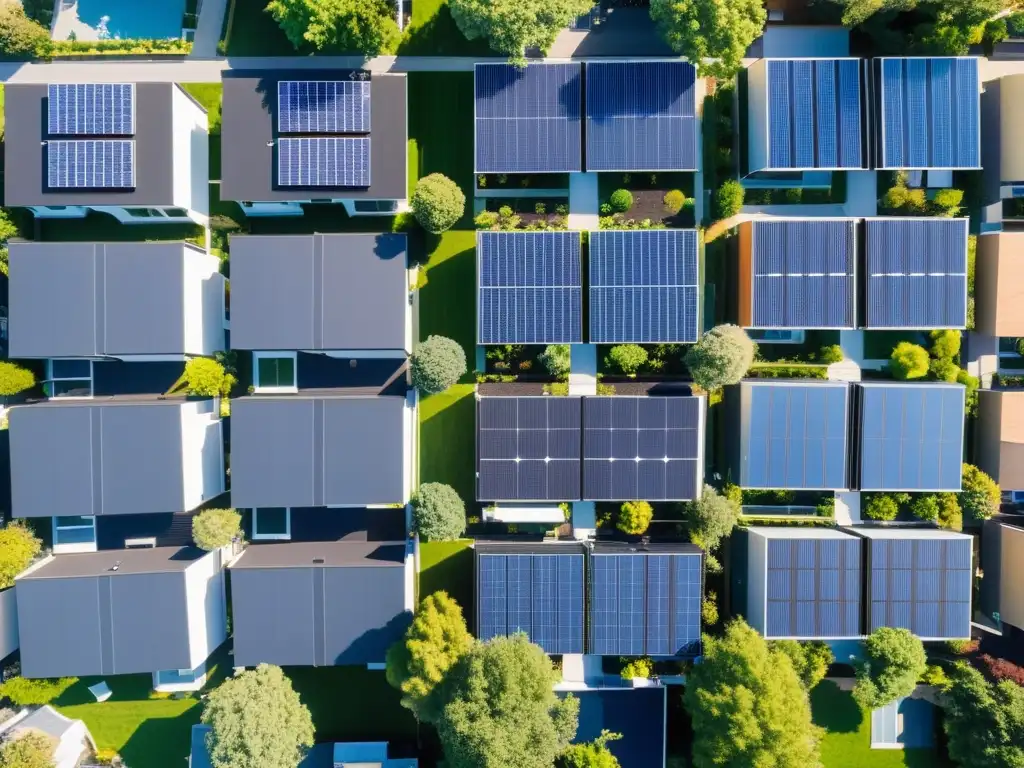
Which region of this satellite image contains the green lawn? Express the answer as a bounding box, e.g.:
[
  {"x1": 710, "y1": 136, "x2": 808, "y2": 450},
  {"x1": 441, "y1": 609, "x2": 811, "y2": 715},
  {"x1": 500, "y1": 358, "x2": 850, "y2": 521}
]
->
[
  {"x1": 420, "y1": 382, "x2": 476, "y2": 501},
  {"x1": 223, "y1": 0, "x2": 295, "y2": 56},
  {"x1": 398, "y1": 0, "x2": 495, "y2": 56},
  {"x1": 180, "y1": 83, "x2": 222, "y2": 181},
  {"x1": 419, "y1": 539, "x2": 474, "y2": 619}
]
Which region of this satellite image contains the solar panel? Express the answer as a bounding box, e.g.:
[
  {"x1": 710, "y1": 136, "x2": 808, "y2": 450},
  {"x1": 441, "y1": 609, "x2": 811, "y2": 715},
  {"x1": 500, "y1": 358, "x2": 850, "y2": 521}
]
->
[
  {"x1": 477, "y1": 397, "x2": 582, "y2": 501},
  {"x1": 277, "y1": 137, "x2": 370, "y2": 187},
  {"x1": 478, "y1": 231, "x2": 583, "y2": 344},
  {"x1": 278, "y1": 80, "x2": 371, "y2": 134},
  {"x1": 46, "y1": 140, "x2": 134, "y2": 189},
  {"x1": 475, "y1": 63, "x2": 582, "y2": 173},
  {"x1": 582, "y1": 396, "x2": 702, "y2": 501},
  {"x1": 749, "y1": 220, "x2": 856, "y2": 329},
  {"x1": 589, "y1": 230, "x2": 699, "y2": 343},
  {"x1": 864, "y1": 219, "x2": 968, "y2": 328},
  {"x1": 585, "y1": 61, "x2": 697, "y2": 171},
  {"x1": 47, "y1": 84, "x2": 134, "y2": 136}
]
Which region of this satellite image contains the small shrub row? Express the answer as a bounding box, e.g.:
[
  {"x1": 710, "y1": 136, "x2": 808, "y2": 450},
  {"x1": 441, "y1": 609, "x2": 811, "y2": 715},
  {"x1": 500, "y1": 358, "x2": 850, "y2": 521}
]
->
[
  {"x1": 745, "y1": 365, "x2": 829, "y2": 380},
  {"x1": 598, "y1": 216, "x2": 666, "y2": 230}
]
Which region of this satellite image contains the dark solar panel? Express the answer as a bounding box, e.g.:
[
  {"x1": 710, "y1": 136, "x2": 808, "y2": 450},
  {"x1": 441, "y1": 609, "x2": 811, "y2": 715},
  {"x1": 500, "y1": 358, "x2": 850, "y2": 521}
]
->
[
  {"x1": 48, "y1": 84, "x2": 134, "y2": 136},
  {"x1": 475, "y1": 63, "x2": 582, "y2": 173},
  {"x1": 277, "y1": 137, "x2": 371, "y2": 187},
  {"x1": 277, "y1": 80, "x2": 371, "y2": 134},
  {"x1": 750, "y1": 220, "x2": 856, "y2": 329},
  {"x1": 478, "y1": 231, "x2": 583, "y2": 344},
  {"x1": 741, "y1": 382, "x2": 850, "y2": 490},
  {"x1": 585, "y1": 61, "x2": 697, "y2": 171},
  {"x1": 582, "y1": 396, "x2": 702, "y2": 501},
  {"x1": 589, "y1": 230, "x2": 699, "y2": 343},
  {"x1": 47, "y1": 140, "x2": 134, "y2": 189},
  {"x1": 477, "y1": 397, "x2": 582, "y2": 501}
]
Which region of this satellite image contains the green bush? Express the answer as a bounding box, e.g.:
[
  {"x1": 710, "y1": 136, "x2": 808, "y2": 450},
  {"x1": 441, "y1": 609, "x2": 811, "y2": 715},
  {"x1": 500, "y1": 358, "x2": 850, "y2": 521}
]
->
[
  {"x1": 864, "y1": 494, "x2": 900, "y2": 521},
  {"x1": 889, "y1": 342, "x2": 929, "y2": 380},
  {"x1": 0, "y1": 1, "x2": 50, "y2": 58},
  {"x1": 937, "y1": 492, "x2": 963, "y2": 531},
  {"x1": 714, "y1": 180, "x2": 744, "y2": 219},
  {"x1": 184, "y1": 357, "x2": 234, "y2": 397},
  {"x1": 745, "y1": 365, "x2": 829, "y2": 380},
  {"x1": 44, "y1": 37, "x2": 192, "y2": 56},
  {"x1": 816, "y1": 495, "x2": 836, "y2": 517},
  {"x1": 411, "y1": 174, "x2": 466, "y2": 234},
  {"x1": 0, "y1": 521, "x2": 41, "y2": 589},
  {"x1": 0, "y1": 730, "x2": 55, "y2": 768},
  {"x1": 929, "y1": 357, "x2": 960, "y2": 383},
  {"x1": 930, "y1": 329, "x2": 962, "y2": 360},
  {"x1": 412, "y1": 335, "x2": 467, "y2": 394},
  {"x1": 609, "y1": 189, "x2": 633, "y2": 213},
  {"x1": 619, "y1": 657, "x2": 653, "y2": 679},
  {"x1": 617, "y1": 500, "x2": 653, "y2": 535},
  {"x1": 606, "y1": 344, "x2": 648, "y2": 376},
  {"x1": 784, "y1": 187, "x2": 803, "y2": 204},
  {"x1": 474, "y1": 210, "x2": 499, "y2": 229},
  {"x1": 192, "y1": 508, "x2": 241, "y2": 551},
  {"x1": 909, "y1": 495, "x2": 940, "y2": 521},
  {"x1": 881, "y1": 185, "x2": 909, "y2": 211},
  {"x1": 663, "y1": 189, "x2": 686, "y2": 215},
  {"x1": 818, "y1": 345, "x2": 844, "y2": 365},
  {"x1": 922, "y1": 664, "x2": 950, "y2": 690},
  {"x1": 539, "y1": 344, "x2": 571, "y2": 378},
  {"x1": 932, "y1": 188, "x2": 964, "y2": 216},
  {"x1": 685, "y1": 324, "x2": 755, "y2": 390},
  {"x1": 0, "y1": 362, "x2": 35, "y2": 396},
  {"x1": 0, "y1": 675, "x2": 77, "y2": 706},
  {"x1": 959, "y1": 368, "x2": 980, "y2": 417},
  {"x1": 961, "y1": 463, "x2": 1000, "y2": 521},
  {"x1": 702, "y1": 592, "x2": 719, "y2": 626},
  {"x1": 412, "y1": 483, "x2": 467, "y2": 541}
]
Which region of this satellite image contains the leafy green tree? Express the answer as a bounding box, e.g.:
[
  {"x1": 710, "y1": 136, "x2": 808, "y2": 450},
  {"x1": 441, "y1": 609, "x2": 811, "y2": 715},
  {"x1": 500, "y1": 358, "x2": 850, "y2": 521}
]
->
[
  {"x1": 184, "y1": 357, "x2": 234, "y2": 397},
  {"x1": 559, "y1": 731, "x2": 622, "y2": 768},
  {"x1": 881, "y1": 184, "x2": 910, "y2": 211},
  {"x1": 650, "y1": 0, "x2": 766, "y2": 79},
  {"x1": 702, "y1": 592, "x2": 719, "y2": 626},
  {"x1": 0, "y1": 675, "x2": 76, "y2": 706},
  {"x1": 606, "y1": 344, "x2": 648, "y2": 376},
  {"x1": 412, "y1": 335, "x2": 467, "y2": 394},
  {"x1": 663, "y1": 190, "x2": 686, "y2": 215},
  {"x1": 932, "y1": 188, "x2": 964, "y2": 216},
  {"x1": 685, "y1": 324, "x2": 755, "y2": 391},
  {"x1": 712, "y1": 179, "x2": 745, "y2": 219},
  {"x1": 930, "y1": 358, "x2": 960, "y2": 382},
  {"x1": 959, "y1": 368, "x2": 980, "y2": 417},
  {"x1": 192, "y1": 508, "x2": 241, "y2": 551},
  {"x1": 685, "y1": 619, "x2": 822, "y2": 768},
  {"x1": 0, "y1": 522, "x2": 41, "y2": 590},
  {"x1": 448, "y1": 0, "x2": 593, "y2": 64},
  {"x1": 889, "y1": 342, "x2": 929, "y2": 380},
  {"x1": 0, "y1": 1, "x2": 48, "y2": 58},
  {"x1": 853, "y1": 628, "x2": 927, "y2": 709},
  {"x1": 922, "y1": 664, "x2": 950, "y2": 691},
  {"x1": 0, "y1": 731, "x2": 56, "y2": 768},
  {"x1": 619, "y1": 658, "x2": 652, "y2": 679},
  {"x1": 411, "y1": 174, "x2": 466, "y2": 234},
  {"x1": 436, "y1": 634, "x2": 579, "y2": 768},
  {"x1": 863, "y1": 494, "x2": 900, "y2": 521},
  {"x1": 616, "y1": 501, "x2": 653, "y2": 536},
  {"x1": 769, "y1": 640, "x2": 834, "y2": 691},
  {"x1": 0, "y1": 362, "x2": 35, "y2": 397},
  {"x1": 961, "y1": 463, "x2": 1001, "y2": 521},
  {"x1": 386, "y1": 591, "x2": 474, "y2": 723},
  {"x1": 265, "y1": 0, "x2": 400, "y2": 55},
  {"x1": 930, "y1": 329, "x2": 962, "y2": 360},
  {"x1": 909, "y1": 495, "x2": 940, "y2": 521},
  {"x1": 609, "y1": 189, "x2": 633, "y2": 213},
  {"x1": 685, "y1": 486, "x2": 740, "y2": 552},
  {"x1": 202, "y1": 664, "x2": 314, "y2": 768},
  {"x1": 540, "y1": 344, "x2": 571, "y2": 378},
  {"x1": 943, "y1": 662, "x2": 1024, "y2": 768},
  {"x1": 411, "y1": 483, "x2": 467, "y2": 542},
  {"x1": 937, "y1": 492, "x2": 963, "y2": 531}
]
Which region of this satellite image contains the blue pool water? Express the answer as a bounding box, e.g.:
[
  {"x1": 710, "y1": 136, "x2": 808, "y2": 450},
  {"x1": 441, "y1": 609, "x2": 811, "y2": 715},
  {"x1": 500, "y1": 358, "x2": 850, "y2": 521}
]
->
[{"x1": 76, "y1": 0, "x2": 186, "y2": 40}]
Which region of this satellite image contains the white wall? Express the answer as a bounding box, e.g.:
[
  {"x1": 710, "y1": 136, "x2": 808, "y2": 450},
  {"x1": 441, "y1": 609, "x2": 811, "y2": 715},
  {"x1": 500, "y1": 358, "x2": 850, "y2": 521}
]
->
[
  {"x1": 0, "y1": 588, "x2": 19, "y2": 659},
  {"x1": 171, "y1": 85, "x2": 210, "y2": 221},
  {"x1": 747, "y1": 59, "x2": 769, "y2": 175},
  {"x1": 179, "y1": 400, "x2": 225, "y2": 512},
  {"x1": 403, "y1": 391, "x2": 418, "y2": 503},
  {"x1": 182, "y1": 246, "x2": 224, "y2": 357},
  {"x1": 403, "y1": 541, "x2": 415, "y2": 612},
  {"x1": 747, "y1": 531, "x2": 767, "y2": 635},
  {"x1": 184, "y1": 549, "x2": 227, "y2": 669}
]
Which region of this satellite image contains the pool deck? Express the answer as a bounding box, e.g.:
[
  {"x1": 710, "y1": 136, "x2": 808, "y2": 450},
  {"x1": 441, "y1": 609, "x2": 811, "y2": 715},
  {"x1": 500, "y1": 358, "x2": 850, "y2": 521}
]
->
[{"x1": 50, "y1": 0, "x2": 186, "y2": 42}]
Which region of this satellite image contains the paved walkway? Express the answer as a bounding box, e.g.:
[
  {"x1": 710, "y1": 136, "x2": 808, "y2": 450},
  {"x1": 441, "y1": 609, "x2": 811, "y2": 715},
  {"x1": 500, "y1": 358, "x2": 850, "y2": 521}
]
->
[
  {"x1": 568, "y1": 172, "x2": 599, "y2": 231},
  {"x1": 569, "y1": 343, "x2": 597, "y2": 396},
  {"x1": 844, "y1": 170, "x2": 878, "y2": 217},
  {"x1": 741, "y1": 203, "x2": 847, "y2": 217},
  {"x1": 191, "y1": 0, "x2": 230, "y2": 58},
  {"x1": 835, "y1": 491, "x2": 862, "y2": 525}
]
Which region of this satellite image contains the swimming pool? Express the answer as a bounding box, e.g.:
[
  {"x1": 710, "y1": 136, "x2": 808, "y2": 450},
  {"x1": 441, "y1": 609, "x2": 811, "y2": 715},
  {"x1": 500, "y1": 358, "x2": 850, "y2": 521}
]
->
[{"x1": 75, "y1": 0, "x2": 186, "y2": 40}]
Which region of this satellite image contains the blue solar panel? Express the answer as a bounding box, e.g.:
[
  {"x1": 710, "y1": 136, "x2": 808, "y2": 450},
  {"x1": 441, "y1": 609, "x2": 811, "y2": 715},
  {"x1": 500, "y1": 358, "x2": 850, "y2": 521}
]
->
[
  {"x1": 864, "y1": 219, "x2": 968, "y2": 328},
  {"x1": 47, "y1": 140, "x2": 134, "y2": 189},
  {"x1": 475, "y1": 63, "x2": 582, "y2": 173},
  {"x1": 590, "y1": 230, "x2": 699, "y2": 343},
  {"x1": 749, "y1": 220, "x2": 856, "y2": 329},
  {"x1": 585, "y1": 61, "x2": 697, "y2": 171},
  {"x1": 277, "y1": 80, "x2": 371, "y2": 134},
  {"x1": 277, "y1": 137, "x2": 370, "y2": 187},
  {"x1": 47, "y1": 84, "x2": 134, "y2": 136},
  {"x1": 858, "y1": 383, "x2": 965, "y2": 491},
  {"x1": 478, "y1": 232, "x2": 582, "y2": 344}
]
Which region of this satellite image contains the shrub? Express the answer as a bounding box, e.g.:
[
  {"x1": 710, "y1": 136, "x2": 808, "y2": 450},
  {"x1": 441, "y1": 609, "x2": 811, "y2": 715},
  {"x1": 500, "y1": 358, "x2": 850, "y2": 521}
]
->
[
  {"x1": 978, "y1": 655, "x2": 1024, "y2": 686},
  {"x1": 881, "y1": 185, "x2": 909, "y2": 211},
  {"x1": 0, "y1": 1, "x2": 49, "y2": 58},
  {"x1": 411, "y1": 174, "x2": 465, "y2": 233},
  {"x1": 905, "y1": 188, "x2": 927, "y2": 213},
  {"x1": 685, "y1": 324, "x2": 755, "y2": 391},
  {"x1": 909, "y1": 495, "x2": 940, "y2": 522},
  {"x1": 702, "y1": 592, "x2": 719, "y2": 626},
  {"x1": 184, "y1": 357, "x2": 229, "y2": 397},
  {"x1": 474, "y1": 210, "x2": 499, "y2": 229},
  {"x1": 889, "y1": 342, "x2": 929, "y2": 380},
  {"x1": 0, "y1": 522, "x2": 41, "y2": 589},
  {"x1": 685, "y1": 486, "x2": 741, "y2": 552},
  {"x1": 959, "y1": 368, "x2": 980, "y2": 417},
  {"x1": 930, "y1": 329, "x2": 962, "y2": 360},
  {"x1": 609, "y1": 189, "x2": 633, "y2": 213},
  {"x1": 961, "y1": 463, "x2": 1000, "y2": 521},
  {"x1": 853, "y1": 627, "x2": 927, "y2": 709},
  {"x1": 816, "y1": 495, "x2": 836, "y2": 517},
  {"x1": 864, "y1": 494, "x2": 899, "y2": 521},
  {"x1": 606, "y1": 344, "x2": 648, "y2": 376},
  {"x1": 922, "y1": 664, "x2": 951, "y2": 691},
  {"x1": 412, "y1": 335, "x2": 466, "y2": 394},
  {"x1": 929, "y1": 358, "x2": 960, "y2": 383},
  {"x1": 0, "y1": 731, "x2": 55, "y2": 768},
  {"x1": 619, "y1": 657, "x2": 653, "y2": 679},
  {"x1": 192, "y1": 508, "x2": 241, "y2": 551},
  {"x1": 412, "y1": 483, "x2": 466, "y2": 541},
  {"x1": 539, "y1": 344, "x2": 571, "y2": 378},
  {"x1": 937, "y1": 492, "x2": 963, "y2": 531},
  {"x1": 0, "y1": 362, "x2": 34, "y2": 397},
  {"x1": 714, "y1": 180, "x2": 744, "y2": 219},
  {"x1": 946, "y1": 639, "x2": 979, "y2": 655},
  {"x1": 663, "y1": 189, "x2": 686, "y2": 215},
  {"x1": 818, "y1": 344, "x2": 844, "y2": 364},
  {"x1": 784, "y1": 187, "x2": 803, "y2": 204},
  {"x1": 0, "y1": 675, "x2": 77, "y2": 706},
  {"x1": 617, "y1": 500, "x2": 653, "y2": 535},
  {"x1": 932, "y1": 188, "x2": 964, "y2": 216}
]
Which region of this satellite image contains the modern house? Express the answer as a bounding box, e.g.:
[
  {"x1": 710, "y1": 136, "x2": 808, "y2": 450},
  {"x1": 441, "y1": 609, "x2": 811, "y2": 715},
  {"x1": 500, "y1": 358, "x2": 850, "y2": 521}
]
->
[
  {"x1": 974, "y1": 232, "x2": 1024, "y2": 339},
  {"x1": 981, "y1": 517, "x2": 1024, "y2": 637},
  {"x1": 975, "y1": 389, "x2": 1024, "y2": 491},
  {"x1": 983, "y1": 73, "x2": 1024, "y2": 212},
  {"x1": 221, "y1": 72, "x2": 408, "y2": 218},
  {"x1": 3, "y1": 83, "x2": 209, "y2": 225},
  {"x1": 15, "y1": 546, "x2": 227, "y2": 690}
]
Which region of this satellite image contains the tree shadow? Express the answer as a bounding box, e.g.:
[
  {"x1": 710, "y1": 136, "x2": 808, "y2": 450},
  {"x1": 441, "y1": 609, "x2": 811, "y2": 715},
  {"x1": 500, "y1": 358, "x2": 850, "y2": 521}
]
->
[
  {"x1": 810, "y1": 680, "x2": 863, "y2": 735},
  {"x1": 419, "y1": 543, "x2": 473, "y2": 624},
  {"x1": 397, "y1": 4, "x2": 494, "y2": 57},
  {"x1": 418, "y1": 245, "x2": 476, "y2": 355},
  {"x1": 419, "y1": 388, "x2": 476, "y2": 503}
]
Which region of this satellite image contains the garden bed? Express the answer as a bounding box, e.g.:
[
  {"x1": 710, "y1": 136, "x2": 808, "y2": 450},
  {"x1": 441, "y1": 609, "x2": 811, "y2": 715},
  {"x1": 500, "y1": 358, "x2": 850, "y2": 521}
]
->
[
  {"x1": 479, "y1": 199, "x2": 570, "y2": 229},
  {"x1": 598, "y1": 172, "x2": 697, "y2": 227},
  {"x1": 596, "y1": 343, "x2": 693, "y2": 377},
  {"x1": 862, "y1": 330, "x2": 927, "y2": 360},
  {"x1": 477, "y1": 173, "x2": 570, "y2": 191},
  {"x1": 752, "y1": 329, "x2": 841, "y2": 363}
]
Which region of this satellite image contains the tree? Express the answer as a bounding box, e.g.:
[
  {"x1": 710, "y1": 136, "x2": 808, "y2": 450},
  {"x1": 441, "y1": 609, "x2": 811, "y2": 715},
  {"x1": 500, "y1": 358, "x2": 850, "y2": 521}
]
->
[
  {"x1": 881, "y1": 184, "x2": 910, "y2": 211},
  {"x1": 864, "y1": 494, "x2": 899, "y2": 521},
  {"x1": 0, "y1": 732, "x2": 56, "y2": 768},
  {"x1": 411, "y1": 483, "x2": 467, "y2": 542},
  {"x1": 930, "y1": 329, "x2": 962, "y2": 360},
  {"x1": 0, "y1": 522, "x2": 40, "y2": 590},
  {"x1": 961, "y1": 463, "x2": 1000, "y2": 521},
  {"x1": 663, "y1": 190, "x2": 686, "y2": 215},
  {"x1": 889, "y1": 342, "x2": 929, "y2": 380},
  {"x1": 909, "y1": 495, "x2": 940, "y2": 521},
  {"x1": 448, "y1": 0, "x2": 593, "y2": 64},
  {"x1": 943, "y1": 663, "x2": 1024, "y2": 768},
  {"x1": 412, "y1": 335, "x2": 467, "y2": 394},
  {"x1": 540, "y1": 344, "x2": 571, "y2": 378},
  {"x1": 932, "y1": 188, "x2": 964, "y2": 216},
  {"x1": 192, "y1": 508, "x2": 241, "y2": 551},
  {"x1": 619, "y1": 658, "x2": 652, "y2": 680},
  {"x1": 712, "y1": 179, "x2": 745, "y2": 219},
  {"x1": 559, "y1": 731, "x2": 622, "y2": 768},
  {"x1": 184, "y1": 357, "x2": 234, "y2": 397},
  {"x1": 650, "y1": 0, "x2": 767, "y2": 79},
  {"x1": 436, "y1": 635, "x2": 579, "y2": 768},
  {"x1": 685, "y1": 487, "x2": 740, "y2": 552},
  {"x1": 386, "y1": 591, "x2": 474, "y2": 723},
  {"x1": 265, "y1": 0, "x2": 400, "y2": 55},
  {"x1": 0, "y1": 362, "x2": 35, "y2": 397},
  {"x1": 769, "y1": 640, "x2": 834, "y2": 691},
  {"x1": 609, "y1": 189, "x2": 633, "y2": 213},
  {"x1": 616, "y1": 501, "x2": 653, "y2": 536},
  {"x1": 0, "y1": 2, "x2": 48, "y2": 58},
  {"x1": 411, "y1": 174, "x2": 466, "y2": 234},
  {"x1": 685, "y1": 324, "x2": 755, "y2": 391},
  {"x1": 852, "y1": 628, "x2": 927, "y2": 709},
  {"x1": 685, "y1": 619, "x2": 822, "y2": 768},
  {"x1": 930, "y1": 357, "x2": 960, "y2": 382},
  {"x1": 937, "y1": 492, "x2": 963, "y2": 531},
  {"x1": 202, "y1": 664, "x2": 314, "y2": 768},
  {"x1": 606, "y1": 344, "x2": 647, "y2": 376}
]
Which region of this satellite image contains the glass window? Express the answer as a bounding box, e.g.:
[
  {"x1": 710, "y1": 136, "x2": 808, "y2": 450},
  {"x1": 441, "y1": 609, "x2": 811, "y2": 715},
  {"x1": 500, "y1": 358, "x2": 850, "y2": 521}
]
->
[
  {"x1": 253, "y1": 507, "x2": 290, "y2": 540},
  {"x1": 46, "y1": 359, "x2": 93, "y2": 399},
  {"x1": 50, "y1": 360, "x2": 91, "y2": 378},
  {"x1": 254, "y1": 353, "x2": 296, "y2": 392},
  {"x1": 53, "y1": 515, "x2": 96, "y2": 548}
]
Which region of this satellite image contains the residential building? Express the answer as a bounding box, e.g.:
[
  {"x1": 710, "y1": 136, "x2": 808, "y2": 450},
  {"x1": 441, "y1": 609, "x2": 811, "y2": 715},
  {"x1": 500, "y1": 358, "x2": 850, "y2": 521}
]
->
[
  {"x1": 0, "y1": 706, "x2": 95, "y2": 768},
  {"x1": 981, "y1": 517, "x2": 1024, "y2": 637},
  {"x1": 975, "y1": 232, "x2": 1024, "y2": 339},
  {"x1": 3, "y1": 83, "x2": 209, "y2": 225},
  {"x1": 220, "y1": 71, "x2": 408, "y2": 218},
  {"x1": 975, "y1": 390, "x2": 1024, "y2": 490}
]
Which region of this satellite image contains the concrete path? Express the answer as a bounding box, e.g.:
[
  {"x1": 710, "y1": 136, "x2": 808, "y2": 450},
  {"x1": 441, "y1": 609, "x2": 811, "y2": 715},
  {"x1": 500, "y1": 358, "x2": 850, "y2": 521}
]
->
[
  {"x1": 571, "y1": 501, "x2": 596, "y2": 540},
  {"x1": 569, "y1": 343, "x2": 597, "y2": 396},
  {"x1": 568, "y1": 172, "x2": 600, "y2": 231},
  {"x1": 191, "y1": 0, "x2": 229, "y2": 58},
  {"x1": 741, "y1": 203, "x2": 847, "y2": 217},
  {"x1": 844, "y1": 170, "x2": 878, "y2": 217},
  {"x1": 835, "y1": 491, "x2": 862, "y2": 525}
]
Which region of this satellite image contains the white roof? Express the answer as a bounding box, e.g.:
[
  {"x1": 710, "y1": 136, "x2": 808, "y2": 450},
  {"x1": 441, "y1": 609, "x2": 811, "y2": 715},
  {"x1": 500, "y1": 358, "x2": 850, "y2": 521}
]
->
[
  {"x1": 846, "y1": 526, "x2": 971, "y2": 541},
  {"x1": 746, "y1": 526, "x2": 858, "y2": 540}
]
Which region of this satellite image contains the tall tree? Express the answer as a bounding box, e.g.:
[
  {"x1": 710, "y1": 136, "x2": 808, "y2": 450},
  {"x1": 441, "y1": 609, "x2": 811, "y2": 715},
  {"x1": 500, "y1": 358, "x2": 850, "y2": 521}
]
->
[
  {"x1": 0, "y1": 522, "x2": 41, "y2": 590},
  {"x1": 684, "y1": 324, "x2": 755, "y2": 392},
  {"x1": 448, "y1": 0, "x2": 594, "y2": 64},
  {"x1": 265, "y1": 0, "x2": 400, "y2": 56},
  {"x1": 944, "y1": 662, "x2": 1024, "y2": 768},
  {"x1": 685, "y1": 487, "x2": 741, "y2": 553},
  {"x1": 684, "y1": 619, "x2": 822, "y2": 768},
  {"x1": 852, "y1": 628, "x2": 927, "y2": 709},
  {"x1": 649, "y1": 0, "x2": 767, "y2": 80},
  {"x1": 436, "y1": 634, "x2": 579, "y2": 768}
]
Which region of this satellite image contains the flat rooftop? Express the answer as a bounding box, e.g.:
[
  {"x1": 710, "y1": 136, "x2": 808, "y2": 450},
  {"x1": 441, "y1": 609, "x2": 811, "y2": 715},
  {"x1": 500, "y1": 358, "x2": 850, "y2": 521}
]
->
[
  {"x1": 231, "y1": 541, "x2": 407, "y2": 569},
  {"x1": 19, "y1": 546, "x2": 206, "y2": 579}
]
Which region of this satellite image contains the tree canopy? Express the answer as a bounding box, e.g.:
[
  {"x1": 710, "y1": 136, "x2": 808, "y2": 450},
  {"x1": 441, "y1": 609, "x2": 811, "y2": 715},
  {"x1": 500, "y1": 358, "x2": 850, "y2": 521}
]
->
[
  {"x1": 606, "y1": 345, "x2": 648, "y2": 376},
  {"x1": 540, "y1": 344, "x2": 571, "y2": 378},
  {"x1": 411, "y1": 174, "x2": 466, "y2": 234},
  {"x1": 436, "y1": 634, "x2": 579, "y2": 768},
  {"x1": 202, "y1": 664, "x2": 314, "y2": 768},
  {"x1": 411, "y1": 483, "x2": 467, "y2": 542},
  {"x1": 0, "y1": 522, "x2": 41, "y2": 590},
  {"x1": 192, "y1": 508, "x2": 241, "y2": 551},
  {"x1": 770, "y1": 640, "x2": 834, "y2": 691},
  {"x1": 685, "y1": 486, "x2": 741, "y2": 552},
  {"x1": 412, "y1": 335, "x2": 467, "y2": 394},
  {"x1": 448, "y1": 0, "x2": 594, "y2": 64},
  {"x1": 853, "y1": 627, "x2": 927, "y2": 709},
  {"x1": 831, "y1": 0, "x2": 1003, "y2": 54},
  {"x1": 650, "y1": 0, "x2": 767, "y2": 79},
  {"x1": 684, "y1": 619, "x2": 822, "y2": 768},
  {"x1": 184, "y1": 357, "x2": 235, "y2": 398},
  {"x1": 617, "y1": 501, "x2": 653, "y2": 536},
  {"x1": 0, "y1": 2, "x2": 49, "y2": 59},
  {"x1": 0, "y1": 732, "x2": 56, "y2": 768},
  {"x1": 889, "y1": 342, "x2": 929, "y2": 380},
  {"x1": 558, "y1": 731, "x2": 622, "y2": 768},
  {"x1": 961, "y1": 463, "x2": 1001, "y2": 521},
  {"x1": 0, "y1": 362, "x2": 35, "y2": 397},
  {"x1": 265, "y1": 0, "x2": 400, "y2": 55},
  {"x1": 944, "y1": 662, "x2": 1024, "y2": 768},
  {"x1": 685, "y1": 324, "x2": 755, "y2": 391}
]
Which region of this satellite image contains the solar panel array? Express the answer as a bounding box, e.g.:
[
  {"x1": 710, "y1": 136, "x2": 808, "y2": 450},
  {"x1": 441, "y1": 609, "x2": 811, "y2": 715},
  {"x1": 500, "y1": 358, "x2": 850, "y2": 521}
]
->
[
  {"x1": 765, "y1": 536, "x2": 861, "y2": 637},
  {"x1": 47, "y1": 140, "x2": 134, "y2": 189},
  {"x1": 879, "y1": 57, "x2": 980, "y2": 169},
  {"x1": 742, "y1": 383, "x2": 850, "y2": 490},
  {"x1": 590, "y1": 230, "x2": 699, "y2": 343},
  {"x1": 477, "y1": 552, "x2": 585, "y2": 653},
  {"x1": 589, "y1": 552, "x2": 702, "y2": 656},
  {"x1": 48, "y1": 84, "x2": 134, "y2": 136},
  {"x1": 750, "y1": 220, "x2": 856, "y2": 328},
  {"x1": 766, "y1": 59, "x2": 863, "y2": 169},
  {"x1": 583, "y1": 397, "x2": 702, "y2": 501},
  {"x1": 586, "y1": 61, "x2": 697, "y2": 171},
  {"x1": 277, "y1": 80, "x2": 370, "y2": 134},
  {"x1": 864, "y1": 219, "x2": 968, "y2": 328},
  {"x1": 277, "y1": 137, "x2": 370, "y2": 187},
  {"x1": 867, "y1": 536, "x2": 972, "y2": 638},
  {"x1": 478, "y1": 232, "x2": 583, "y2": 344},
  {"x1": 475, "y1": 63, "x2": 582, "y2": 173},
  {"x1": 858, "y1": 384, "x2": 965, "y2": 491},
  {"x1": 477, "y1": 397, "x2": 582, "y2": 501}
]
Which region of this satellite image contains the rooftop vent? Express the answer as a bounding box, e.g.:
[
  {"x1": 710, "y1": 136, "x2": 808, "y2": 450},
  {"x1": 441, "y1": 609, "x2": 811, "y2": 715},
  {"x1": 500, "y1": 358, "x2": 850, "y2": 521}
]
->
[{"x1": 312, "y1": 557, "x2": 325, "y2": 564}]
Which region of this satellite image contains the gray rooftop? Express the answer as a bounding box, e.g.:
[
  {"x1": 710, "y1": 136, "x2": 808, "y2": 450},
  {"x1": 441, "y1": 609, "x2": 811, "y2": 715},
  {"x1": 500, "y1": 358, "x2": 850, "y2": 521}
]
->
[
  {"x1": 229, "y1": 233, "x2": 408, "y2": 352},
  {"x1": 220, "y1": 71, "x2": 408, "y2": 203},
  {"x1": 230, "y1": 394, "x2": 408, "y2": 508},
  {"x1": 8, "y1": 241, "x2": 223, "y2": 358},
  {"x1": 18, "y1": 545, "x2": 206, "y2": 579},
  {"x1": 232, "y1": 540, "x2": 406, "y2": 569}
]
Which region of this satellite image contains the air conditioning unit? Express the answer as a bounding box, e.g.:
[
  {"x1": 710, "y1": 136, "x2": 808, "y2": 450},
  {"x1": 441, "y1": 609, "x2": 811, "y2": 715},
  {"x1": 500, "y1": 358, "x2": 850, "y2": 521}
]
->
[{"x1": 124, "y1": 537, "x2": 157, "y2": 549}]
